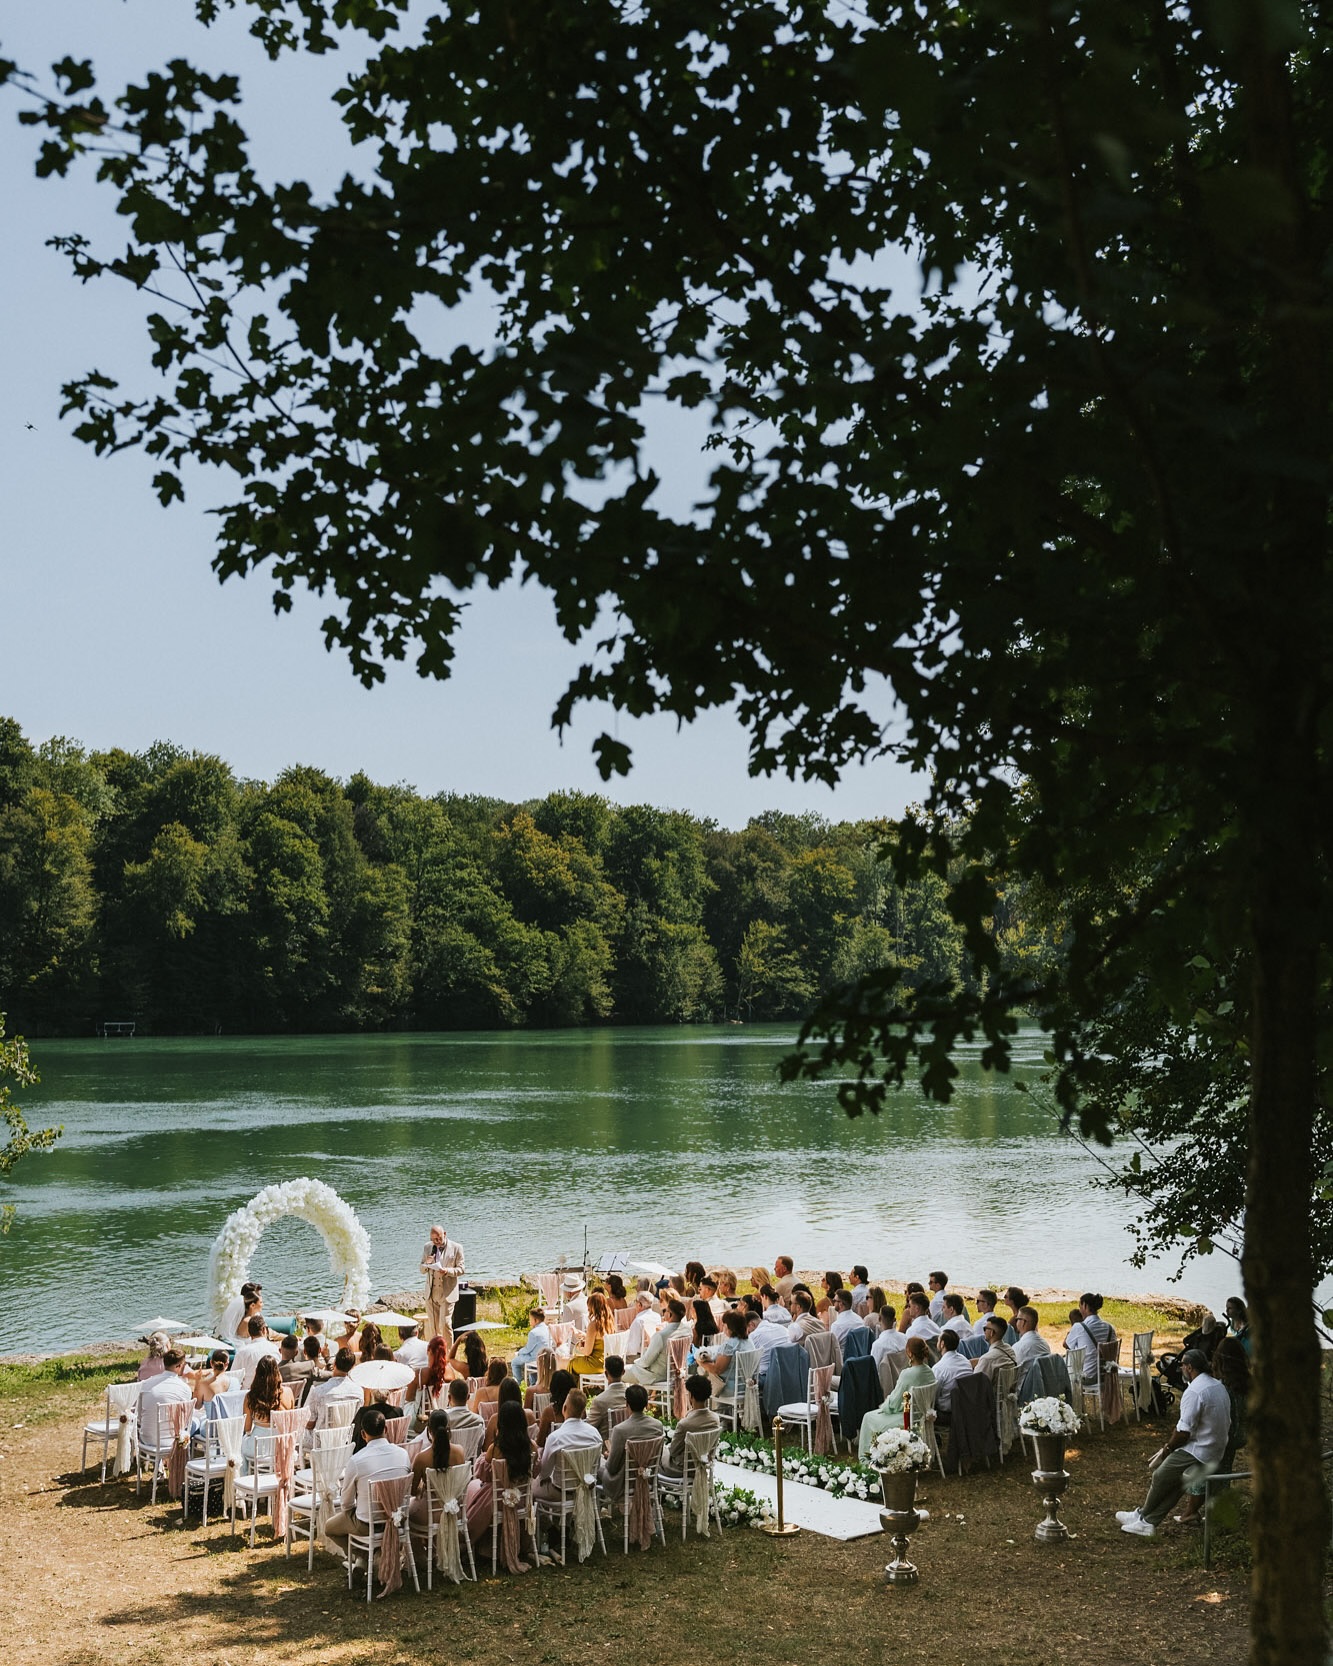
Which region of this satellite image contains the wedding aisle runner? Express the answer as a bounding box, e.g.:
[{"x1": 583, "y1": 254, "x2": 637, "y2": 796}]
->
[{"x1": 713, "y1": 1460, "x2": 886, "y2": 1540}]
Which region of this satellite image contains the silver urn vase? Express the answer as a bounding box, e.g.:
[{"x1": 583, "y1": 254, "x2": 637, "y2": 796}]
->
[
  {"x1": 1031, "y1": 1434, "x2": 1071, "y2": 1542},
  {"x1": 878, "y1": 1468, "x2": 922, "y2": 1583}
]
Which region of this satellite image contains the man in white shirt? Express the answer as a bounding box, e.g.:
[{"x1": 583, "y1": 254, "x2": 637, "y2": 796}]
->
[
  {"x1": 1117, "y1": 1350, "x2": 1231, "y2": 1537},
  {"x1": 904, "y1": 1294, "x2": 941, "y2": 1344},
  {"x1": 322, "y1": 1409, "x2": 412, "y2": 1560},
  {"x1": 510, "y1": 1307, "x2": 553, "y2": 1382},
  {"x1": 871, "y1": 1308, "x2": 907, "y2": 1367},
  {"x1": 445, "y1": 1377, "x2": 486, "y2": 1445},
  {"x1": 622, "y1": 1291, "x2": 661, "y2": 1359},
  {"x1": 305, "y1": 1347, "x2": 362, "y2": 1435},
  {"x1": 972, "y1": 1290, "x2": 1000, "y2": 1336},
  {"x1": 927, "y1": 1271, "x2": 950, "y2": 1322},
  {"x1": 848, "y1": 1266, "x2": 871, "y2": 1314},
  {"x1": 561, "y1": 1274, "x2": 589, "y2": 1332},
  {"x1": 232, "y1": 1315, "x2": 281, "y2": 1390},
  {"x1": 829, "y1": 1290, "x2": 867, "y2": 1344},
  {"x1": 535, "y1": 1388, "x2": 603, "y2": 1501},
  {"x1": 138, "y1": 1350, "x2": 195, "y2": 1450},
  {"x1": 624, "y1": 1300, "x2": 685, "y2": 1386},
  {"x1": 931, "y1": 1327, "x2": 973, "y2": 1414},
  {"x1": 750, "y1": 1297, "x2": 795, "y2": 1378},
  {"x1": 393, "y1": 1321, "x2": 429, "y2": 1372},
  {"x1": 1013, "y1": 1306, "x2": 1052, "y2": 1368},
  {"x1": 939, "y1": 1293, "x2": 973, "y2": 1343}
]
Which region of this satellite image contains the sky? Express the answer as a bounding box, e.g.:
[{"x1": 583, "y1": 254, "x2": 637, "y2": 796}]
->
[{"x1": 0, "y1": 2, "x2": 921, "y2": 826}]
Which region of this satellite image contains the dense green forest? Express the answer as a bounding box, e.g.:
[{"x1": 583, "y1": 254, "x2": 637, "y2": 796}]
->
[{"x1": 0, "y1": 717, "x2": 1058, "y2": 1035}]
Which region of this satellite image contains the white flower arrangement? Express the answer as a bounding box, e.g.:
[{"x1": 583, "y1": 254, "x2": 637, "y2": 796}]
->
[
  {"x1": 1018, "y1": 1395, "x2": 1081, "y2": 1438},
  {"x1": 714, "y1": 1484, "x2": 773, "y2": 1528},
  {"x1": 868, "y1": 1428, "x2": 933, "y2": 1474},
  {"x1": 207, "y1": 1178, "x2": 372, "y2": 1327},
  {"x1": 717, "y1": 1432, "x2": 879, "y2": 1501}
]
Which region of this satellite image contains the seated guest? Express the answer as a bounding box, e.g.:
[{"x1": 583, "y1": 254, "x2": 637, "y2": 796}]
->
[
  {"x1": 306, "y1": 1347, "x2": 361, "y2": 1434},
  {"x1": 233, "y1": 1314, "x2": 282, "y2": 1390},
  {"x1": 751, "y1": 1294, "x2": 795, "y2": 1378},
  {"x1": 471, "y1": 1359, "x2": 509, "y2": 1416},
  {"x1": 1002, "y1": 1286, "x2": 1029, "y2": 1328},
  {"x1": 137, "y1": 1349, "x2": 194, "y2": 1447},
  {"x1": 622, "y1": 1291, "x2": 661, "y2": 1359},
  {"x1": 1065, "y1": 1293, "x2": 1115, "y2": 1382},
  {"x1": 972, "y1": 1290, "x2": 1000, "y2": 1335},
  {"x1": 697, "y1": 1274, "x2": 724, "y2": 1320},
  {"x1": 453, "y1": 1327, "x2": 489, "y2": 1380},
  {"x1": 510, "y1": 1309, "x2": 551, "y2": 1384},
  {"x1": 408, "y1": 1407, "x2": 466, "y2": 1527},
  {"x1": 420, "y1": 1333, "x2": 460, "y2": 1412},
  {"x1": 464, "y1": 1400, "x2": 534, "y2": 1562},
  {"x1": 393, "y1": 1321, "x2": 429, "y2": 1372},
  {"x1": 523, "y1": 1348, "x2": 557, "y2": 1412},
  {"x1": 903, "y1": 1293, "x2": 941, "y2": 1345},
  {"x1": 301, "y1": 1314, "x2": 331, "y2": 1364},
  {"x1": 137, "y1": 1331, "x2": 170, "y2": 1382},
  {"x1": 866, "y1": 1286, "x2": 888, "y2": 1321},
  {"x1": 278, "y1": 1332, "x2": 318, "y2": 1391},
  {"x1": 1116, "y1": 1350, "x2": 1231, "y2": 1538},
  {"x1": 790, "y1": 1289, "x2": 824, "y2": 1344},
  {"x1": 872, "y1": 1307, "x2": 907, "y2": 1366},
  {"x1": 848, "y1": 1266, "x2": 871, "y2": 1314},
  {"x1": 588, "y1": 1354, "x2": 629, "y2": 1436},
  {"x1": 322, "y1": 1408, "x2": 411, "y2": 1564},
  {"x1": 898, "y1": 1284, "x2": 926, "y2": 1331},
  {"x1": 830, "y1": 1289, "x2": 867, "y2": 1343},
  {"x1": 191, "y1": 1348, "x2": 237, "y2": 1403},
  {"x1": 1224, "y1": 1296, "x2": 1251, "y2": 1355},
  {"x1": 657, "y1": 1375, "x2": 721, "y2": 1479},
  {"x1": 350, "y1": 1390, "x2": 405, "y2": 1453},
  {"x1": 1013, "y1": 1306, "x2": 1052, "y2": 1367},
  {"x1": 932, "y1": 1327, "x2": 972, "y2": 1416},
  {"x1": 773, "y1": 1255, "x2": 798, "y2": 1303},
  {"x1": 570, "y1": 1291, "x2": 614, "y2": 1378},
  {"x1": 857, "y1": 1338, "x2": 935, "y2": 1461},
  {"x1": 484, "y1": 1375, "x2": 538, "y2": 1445},
  {"x1": 445, "y1": 1376, "x2": 487, "y2": 1445},
  {"x1": 598, "y1": 1383, "x2": 666, "y2": 1507},
  {"x1": 605, "y1": 1273, "x2": 629, "y2": 1315},
  {"x1": 815, "y1": 1270, "x2": 844, "y2": 1322},
  {"x1": 624, "y1": 1300, "x2": 686, "y2": 1386},
  {"x1": 689, "y1": 1297, "x2": 720, "y2": 1358},
  {"x1": 927, "y1": 1271, "x2": 951, "y2": 1321},
  {"x1": 683, "y1": 1261, "x2": 707, "y2": 1296},
  {"x1": 562, "y1": 1274, "x2": 590, "y2": 1330},
  {"x1": 700, "y1": 1307, "x2": 750, "y2": 1398},
  {"x1": 535, "y1": 1369, "x2": 578, "y2": 1449},
  {"x1": 356, "y1": 1321, "x2": 383, "y2": 1364},
  {"x1": 939, "y1": 1293, "x2": 973, "y2": 1342},
  {"x1": 716, "y1": 1269, "x2": 739, "y2": 1304},
  {"x1": 972, "y1": 1314, "x2": 1019, "y2": 1382},
  {"x1": 534, "y1": 1388, "x2": 602, "y2": 1503},
  {"x1": 242, "y1": 1355, "x2": 295, "y2": 1468}
]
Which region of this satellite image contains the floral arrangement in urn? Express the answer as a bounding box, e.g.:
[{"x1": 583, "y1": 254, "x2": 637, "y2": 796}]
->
[
  {"x1": 1018, "y1": 1396, "x2": 1081, "y2": 1438},
  {"x1": 868, "y1": 1428, "x2": 932, "y2": 1474}
]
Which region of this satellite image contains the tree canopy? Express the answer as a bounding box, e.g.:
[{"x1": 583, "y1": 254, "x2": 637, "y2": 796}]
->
[{"x1": 6, "y1": 3, "x2": 1331, "y2": 1657}]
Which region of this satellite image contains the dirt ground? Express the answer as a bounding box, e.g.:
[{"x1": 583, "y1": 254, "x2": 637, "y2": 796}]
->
[{"x1": 0, "y1": 1370, "x2": 1251, "y2": 1666}]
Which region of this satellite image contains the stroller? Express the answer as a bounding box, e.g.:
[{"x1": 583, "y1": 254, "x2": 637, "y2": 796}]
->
[{"x1": 1154, "y1": 1314, "x2": 1224, "y2": 1412}]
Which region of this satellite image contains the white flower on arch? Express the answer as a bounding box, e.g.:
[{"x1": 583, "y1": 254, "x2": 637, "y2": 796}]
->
[{"x1": 207, "y1": 1178, "x2": 371, "y2": 1327}]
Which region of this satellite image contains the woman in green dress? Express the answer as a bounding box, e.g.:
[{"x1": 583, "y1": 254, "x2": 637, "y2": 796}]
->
[{"x1": 857, "y1": 1336, "x2": 935, "y2": 1462}]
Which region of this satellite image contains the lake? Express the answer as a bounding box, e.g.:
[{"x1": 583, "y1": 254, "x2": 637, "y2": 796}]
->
[{"x1": 0, "y1": 1024, "x2": 1241, "y2": 1353}]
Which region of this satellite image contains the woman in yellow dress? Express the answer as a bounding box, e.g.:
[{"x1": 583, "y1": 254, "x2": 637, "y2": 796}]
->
[{"x1": 570, "y1": 1290, "x2": 613, "y2": 1377}]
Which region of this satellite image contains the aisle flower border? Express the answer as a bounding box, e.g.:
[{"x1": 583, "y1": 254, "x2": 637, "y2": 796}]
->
[
  {"x1": 661, "y1": 1481, "x2": 773, "y2": 1527},
  {"x1": 717, "y1": 1429, "x2": 880, "y2": 1502},
  {"x1": 207, "y1": 1178, "x2": 371, "y2": 1328}
]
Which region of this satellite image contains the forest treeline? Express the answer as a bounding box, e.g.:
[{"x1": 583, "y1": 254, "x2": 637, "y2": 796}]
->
[{"x1": 0, "y1": 717, "x2": 1060, "y2": 1036}]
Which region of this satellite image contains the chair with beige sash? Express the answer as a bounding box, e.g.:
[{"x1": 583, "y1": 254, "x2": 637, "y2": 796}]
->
[
  {"x1": 535, "y1": 1444, "x2": 606, "y2": 1566},
  {"x1": 413, "y1": 1464, "x2": 476, "y2": 1587},
  {"x1": 83, "y1": 1382, "x2": 138, "y2": 1482}
]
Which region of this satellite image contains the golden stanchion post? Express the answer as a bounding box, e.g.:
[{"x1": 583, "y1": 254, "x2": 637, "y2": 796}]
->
[{"x1": 760, "y1": 1414, "x2": 801, "y2": 1537}]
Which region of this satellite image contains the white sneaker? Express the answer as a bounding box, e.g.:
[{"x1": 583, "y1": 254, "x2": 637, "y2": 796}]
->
[
  {"x1": 1121, "y1": 1513, "x2": 1156, "y2": 1537},
  {"x1": 1114, "y1": 1509, "x2": 1138, "y2": 1524}
]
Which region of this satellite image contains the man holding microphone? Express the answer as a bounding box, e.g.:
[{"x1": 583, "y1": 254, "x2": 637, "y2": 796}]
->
[{"x1": 420, "y1": 1222, "x2": 465, "y2": 1339}]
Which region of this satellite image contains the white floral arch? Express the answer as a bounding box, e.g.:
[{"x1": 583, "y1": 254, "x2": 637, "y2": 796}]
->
[{"x1": 207, "y1": 1178, "x2": 371, "y2": 1328}]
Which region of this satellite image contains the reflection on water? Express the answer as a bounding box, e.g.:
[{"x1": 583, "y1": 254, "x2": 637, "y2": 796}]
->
[{"x1": 0, "y1": 1025, "x2": 1239, "y2": 1351}]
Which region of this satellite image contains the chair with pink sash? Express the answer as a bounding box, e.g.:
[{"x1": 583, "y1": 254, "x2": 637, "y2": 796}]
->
[
  {"x1": 346, "y1": 1475, "x2": 419, "y2": 1600},
  {"x1": 164, "y1": 1400, "x2": 192, "y2": 1501},
  {"x1": 268, "y1": 1408, "x2": 305, "y2": 1539},
  {"x1": 490, "y1": 1456, "x2": 535, "y2": 1575},
  {"x1": 532, "y1": 1273, "x2": 561, "y2": 1312},
  {"x1": 775, "y1": 1362, "x2": 837, "y2": 1454},
  {"x1": 383, "y1": 1417, "x2": 411, "y2": 1446},
  {"x1": 622, "y1": 1434, "x2": 665, "y2": 1552}
]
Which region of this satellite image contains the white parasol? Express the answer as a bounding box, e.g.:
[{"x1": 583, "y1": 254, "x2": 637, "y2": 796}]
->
[
  {"x1": 365, "y1": 1310, "x2": 419, "y2": 1328},
  {"x1": 137, "y1": 1317, "x2": 190, "y2": 1335},
  {"x1": 347, "y1": 1359, "x2": 416, "y2": 1393},
  {"x1": 628, "y1": 1261, "x2": 675, "y2": 1279},
  {"x1": 452, "y1": 1319, "x2": 504, "y2": 1333},
  {"x1": 174, "y1": 1334, "x2": 230, "y2": 1353},
  {"x1": 303, "y1": 1309, "x2": 355, "y2": 1329}
]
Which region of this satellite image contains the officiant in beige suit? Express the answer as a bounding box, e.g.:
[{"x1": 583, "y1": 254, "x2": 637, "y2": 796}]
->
[{"x1": 420, "y1": 1223, "x2": 465, "y2": 1338}]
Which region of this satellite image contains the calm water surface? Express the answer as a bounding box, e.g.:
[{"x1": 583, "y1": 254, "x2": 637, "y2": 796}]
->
[{"x1": 0, "y1": 1025, "x2": 1240, "y2": 1352}]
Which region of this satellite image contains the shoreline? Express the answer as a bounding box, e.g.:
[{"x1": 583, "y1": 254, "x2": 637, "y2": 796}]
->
[{"x1": 0, "y1": 1279, "x2": 1212, "y2": 1367}]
